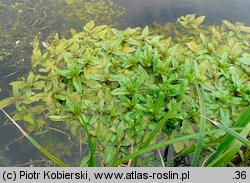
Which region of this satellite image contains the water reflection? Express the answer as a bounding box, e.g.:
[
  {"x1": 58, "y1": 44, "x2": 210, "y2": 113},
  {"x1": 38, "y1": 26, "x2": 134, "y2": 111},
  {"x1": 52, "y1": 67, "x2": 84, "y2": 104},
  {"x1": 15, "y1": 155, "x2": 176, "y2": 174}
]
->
[{"x1": 116, "y1": 0, "x2": 250, "y2": 28}]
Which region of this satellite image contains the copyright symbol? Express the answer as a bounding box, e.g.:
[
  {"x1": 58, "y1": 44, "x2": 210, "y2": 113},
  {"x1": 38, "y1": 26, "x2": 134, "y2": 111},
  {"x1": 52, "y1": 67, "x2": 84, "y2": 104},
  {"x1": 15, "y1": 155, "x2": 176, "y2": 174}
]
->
[{"x1": 3, "y1": 171, "x2": 16, "y2": 181}]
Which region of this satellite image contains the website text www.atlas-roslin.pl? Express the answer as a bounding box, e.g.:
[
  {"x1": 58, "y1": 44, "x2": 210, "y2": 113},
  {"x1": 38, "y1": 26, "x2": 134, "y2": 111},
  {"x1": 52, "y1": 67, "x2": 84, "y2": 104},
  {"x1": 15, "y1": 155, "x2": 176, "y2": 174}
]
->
[{"x1": 93, "y1": 170, "x2": 190, "y2": 181}]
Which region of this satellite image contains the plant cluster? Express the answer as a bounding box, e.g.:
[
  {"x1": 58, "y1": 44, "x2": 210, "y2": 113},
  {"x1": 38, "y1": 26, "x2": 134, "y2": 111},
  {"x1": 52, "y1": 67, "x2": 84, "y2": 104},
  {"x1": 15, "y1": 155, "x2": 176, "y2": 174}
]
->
[
  {"x1": 0, "y1": 14, "x2": 249, "y2": 166},
  {"x1": 0, "y1": 0, "x2": 125, "y2": 79},
  {"x1": 153, "y1": 14, "x2": 250, "y2": 131}
]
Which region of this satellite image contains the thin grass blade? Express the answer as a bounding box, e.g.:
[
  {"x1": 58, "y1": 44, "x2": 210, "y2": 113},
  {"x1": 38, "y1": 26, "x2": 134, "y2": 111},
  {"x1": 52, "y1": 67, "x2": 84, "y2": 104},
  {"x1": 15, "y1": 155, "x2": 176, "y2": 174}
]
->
[
  {"x1": 191, "y1": 81, "x2": 206, "y2": 166},
  {"x1": 204, "y1": 117, "x2": 250, "y2": 148},
  {"x1": 1, "y1": 108, "x2": 67, "y2": 167},
  {"x1": 112, "y1": 128, "x2": 242, "y2": 167}
]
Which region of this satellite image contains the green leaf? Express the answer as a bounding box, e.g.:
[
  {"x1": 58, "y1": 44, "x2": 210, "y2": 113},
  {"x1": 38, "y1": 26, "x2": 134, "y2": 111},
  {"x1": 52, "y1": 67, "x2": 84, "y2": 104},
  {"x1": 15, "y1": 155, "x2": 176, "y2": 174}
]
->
[
  {"x1": 68, "y1": 42, "x2": 79, "y2": 53},
  {"x1": 104, "y1": 145, "x2": 115, "y2": 164},
  {"x1": 57, "y1": 69, "x2": 71, "y2": 79},
  {"x1": 141, "y1": 26, "x2": 149, "y2": 36},
  {"x1": 66, "y1": 97, "x2": 75, "y2": 112},
  {"x1": 154, "y1": 92, "x2": 165, "y2": 112},
  {"x1": 73, "y1": 76, "x2": 83, "y2": 93},
  {"x1": 95, "y1": 29, "x2": 108, "y2": 38},
  {"x1": 200, "y1": 34, "x2": 208, "y2": 45},
  {"x1": 0, "y1": 98, "x2": 14, "y2": 108},
  {"x1": 173, "y1": 141, "x2": 185, "y2": 153},
  {"x1": 92, "y1": 25, "x2": 107, "y2": 34},
  {"x1": 192, "y1": 16, "x2": 205, "y2": 28},
  {"x1": 111, "y1": 38, "x2": 122, "y2": 48},
  {"x1": 238, "y1": 25, "x2": 250, "y2": 33},
  {"x1": 80, "y1": 154, "x2": 90, "y2": 167},
  {"x1": 84, "y1": 20, "x2": 95, "y2": 32},
  {"x1": 32, "y1": 42, "x2": 42, "y2": 61},
  {"x1": 127, "y1": 37, "x2": 141, "y2": 46},
  {"x1": 29, "y1": 93, "x2": 47, "y2": 102},
  {"x1": 83, "y1": 78, "x2": 102, "y2": 89},
  {"x1": 27, "y1": 72, "x2": 35, "y2": 85},
  {"x1": 111, "y1": 28, "x2": 122, "y2": 37},
  {"x1": 111, "y1": 87, "x2": 130, "y2": 95},
  {"x1": 89, "y1": 114, "x2": 99, "y2": 125},
  {"x1": 137, "y1": 65, "x2": 149, "y2": 79},
  {"x1": 23, "y1": 114, "x2": 35, "y2": 124},
  {"x1": 187, "y1": 41, "x2": 201, "y2": 52},
  {"x1": 48, "y1": 115, "x2": 71, "y2": 122},
  {"x1": 55, "y1": 41, "x2": 65, "y2": 54},
  {"x1": 220, "y1": 108, "x2": 231, "y2": 126},
  {"x1": 222, "y1": 20, "x2": 235, "y2": 30}
]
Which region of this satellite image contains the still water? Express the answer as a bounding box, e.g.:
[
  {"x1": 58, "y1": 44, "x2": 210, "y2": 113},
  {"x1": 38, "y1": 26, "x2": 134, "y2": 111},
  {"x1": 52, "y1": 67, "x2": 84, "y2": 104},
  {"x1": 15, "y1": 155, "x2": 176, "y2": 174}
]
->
[
  {"x1": 117, "y1": 0, "x2": 250, "y2": 28},
  {"x1": 0, "y1": 0, "x2": 250, "y2": 166}
]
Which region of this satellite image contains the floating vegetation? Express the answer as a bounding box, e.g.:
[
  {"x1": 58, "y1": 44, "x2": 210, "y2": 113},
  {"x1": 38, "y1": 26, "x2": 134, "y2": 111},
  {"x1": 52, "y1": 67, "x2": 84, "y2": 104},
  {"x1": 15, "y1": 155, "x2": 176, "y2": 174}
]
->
[
  {"x1": 0, "y1": 14, "x2": 250, "y2": 166},
  {"x1": 0, "y1": 0, "x2": 125, "y2": 80}
]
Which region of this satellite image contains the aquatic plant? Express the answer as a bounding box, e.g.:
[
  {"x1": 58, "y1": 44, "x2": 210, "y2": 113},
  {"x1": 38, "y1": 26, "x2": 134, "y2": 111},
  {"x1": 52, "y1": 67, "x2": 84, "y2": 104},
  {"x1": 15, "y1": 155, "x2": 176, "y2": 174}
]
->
[
  {"x1": 0, "y1": 14, "x2": 249, "y2": 166},
  {"x1": 0, "y1": 0, "x2": 125, "y2": 81}
]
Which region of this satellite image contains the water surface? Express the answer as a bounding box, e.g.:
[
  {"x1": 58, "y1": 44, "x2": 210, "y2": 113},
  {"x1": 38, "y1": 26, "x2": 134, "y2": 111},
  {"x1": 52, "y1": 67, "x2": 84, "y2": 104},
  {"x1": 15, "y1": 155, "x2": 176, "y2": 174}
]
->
[{"x1": 116, "y1": 0, "x2": 250, "y2": 28}]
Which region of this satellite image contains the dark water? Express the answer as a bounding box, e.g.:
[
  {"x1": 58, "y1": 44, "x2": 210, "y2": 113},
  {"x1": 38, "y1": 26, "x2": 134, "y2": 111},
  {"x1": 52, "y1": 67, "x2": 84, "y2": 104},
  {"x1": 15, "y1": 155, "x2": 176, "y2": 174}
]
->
[
  {"x1": 116, "y1": 0, "x2": 250, "y2": 28},
  {"x1": 0, "y1": 0, "x2": 250, "y2": 166}
]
